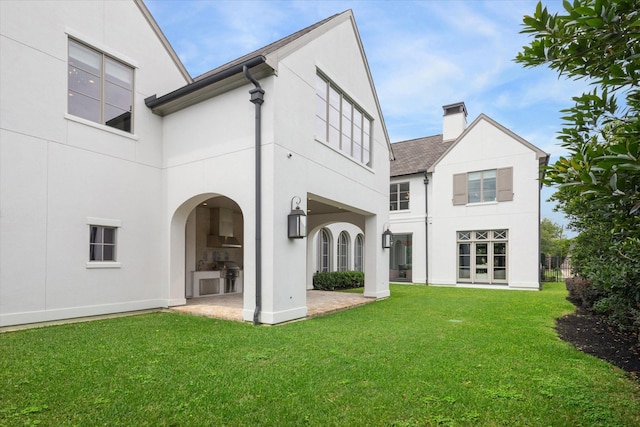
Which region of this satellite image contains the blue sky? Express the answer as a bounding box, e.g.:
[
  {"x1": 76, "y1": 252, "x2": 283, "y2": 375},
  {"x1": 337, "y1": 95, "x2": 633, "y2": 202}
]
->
[{"x1": 145, "y1": 0, "x2": 588, "y2": 236}]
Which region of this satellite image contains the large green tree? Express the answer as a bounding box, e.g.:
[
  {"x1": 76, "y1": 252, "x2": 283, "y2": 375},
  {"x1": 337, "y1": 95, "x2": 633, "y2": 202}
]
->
[
  {"x1": 540, "y1": 218, "x2": 571, "y2": 260},
  {"x1": 516, "y1": 0, "x2": 640, "y2": 330}
]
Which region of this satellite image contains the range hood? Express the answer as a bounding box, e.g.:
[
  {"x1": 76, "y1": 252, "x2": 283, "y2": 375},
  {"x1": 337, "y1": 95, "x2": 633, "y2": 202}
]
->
[
  {"x1": 207, "y1": 235, "x2": 242, "y2": 248},
  {"x1": 207, "y1": 207, "x2": 242, "y2": 248}
]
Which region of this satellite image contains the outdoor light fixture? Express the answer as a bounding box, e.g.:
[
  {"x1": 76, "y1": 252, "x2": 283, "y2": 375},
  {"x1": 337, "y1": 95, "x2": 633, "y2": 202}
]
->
[
  {"x1": 382, "y1": 223, "x2": 392, "y2": 249},
  {"x1": 288, "y1": 196, "x2": 307, "y2": 239}
]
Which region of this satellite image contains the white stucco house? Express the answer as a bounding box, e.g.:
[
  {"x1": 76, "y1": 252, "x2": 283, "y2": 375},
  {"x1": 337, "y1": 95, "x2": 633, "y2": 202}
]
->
[
  {"x1": 389, "y1": 102, "x2": 548, "y2": 290},
  {"x1": 0, "y1": 0, "x2": 392, "y2": 327}
]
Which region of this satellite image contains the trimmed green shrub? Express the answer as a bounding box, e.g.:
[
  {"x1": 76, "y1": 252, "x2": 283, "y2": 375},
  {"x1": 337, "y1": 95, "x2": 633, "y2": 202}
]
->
[
  {"x1": 313, "y1": 271, "x2": 364, "y2": 291},
  {"x1": 565, "y1": 276, "x2": 603, "y2": 309}
]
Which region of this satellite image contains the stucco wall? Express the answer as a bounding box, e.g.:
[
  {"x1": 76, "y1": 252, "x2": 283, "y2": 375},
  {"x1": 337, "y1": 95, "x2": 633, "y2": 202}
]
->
[
  {"x1": 429, "y1": 118, "x2": 541, "y2": 289},
  {"x1": 388, "y1": 173, "x2": 431, "y2": 284},
  {"x1": 0, "y1": 0, "x2": 188, "y2": 326},
  {"x1": 161, "y1": 15, "x2": 390, "y2": 324}
]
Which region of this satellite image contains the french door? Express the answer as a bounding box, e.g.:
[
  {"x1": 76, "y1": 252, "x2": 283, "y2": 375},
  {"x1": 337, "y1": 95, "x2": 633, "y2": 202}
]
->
[{"x1": 457, "y1": 230, "x2": 507, "y2": 284}]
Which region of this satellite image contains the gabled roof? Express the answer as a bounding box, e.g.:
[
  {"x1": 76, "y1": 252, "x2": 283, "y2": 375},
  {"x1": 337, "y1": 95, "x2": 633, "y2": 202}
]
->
[
  {"x1": 135, "y1": 0, "x2": 191, "y2": 83},
  {"x1": 426, "y1": 113, "x2": 549, "y2": 173},
  {"x1": 390, "y1": 135, "x2": 453, "y2": 177},
  {"x1": 144, "y1": 8, "x2": 393, "y2": 159},
  {"x1": 193, "y1": 12, "x2": 341, "y2": 82}
]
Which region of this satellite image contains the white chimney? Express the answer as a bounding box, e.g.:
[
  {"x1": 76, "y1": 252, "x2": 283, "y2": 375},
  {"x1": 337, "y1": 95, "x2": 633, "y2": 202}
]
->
[{"x1": 442, "y1": 102, "x2": 467, "y2": 141}]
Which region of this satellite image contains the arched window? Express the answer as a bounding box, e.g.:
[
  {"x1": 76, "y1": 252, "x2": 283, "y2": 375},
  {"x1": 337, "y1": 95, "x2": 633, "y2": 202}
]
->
[
  {"x1": 354, "y1": 234, "x2": 364, "y2": 272},
  {"x1": 318, "y1": 228, "x2": 331, "y2": 272},
  {"x1": 337, "y1": 231, "x2": 350, "y2": 272}
]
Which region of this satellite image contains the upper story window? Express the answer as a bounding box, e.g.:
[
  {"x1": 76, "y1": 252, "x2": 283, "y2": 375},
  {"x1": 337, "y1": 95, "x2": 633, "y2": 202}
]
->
[
  {"x1": 68, "y1": 39, "x2": 133, "y2": 133},
  {"x1": 315, "y1": 73, "x2": 371, "y2": 166},
  {"x1": 390, "y1": 182, "x2": 410, "y2": 211},
  {"x1": 453, "y1": 167, "x2": 513, "y2": 205},
  {"x1": 468, "y1": 170, "x2": 496, "y2": 203}
]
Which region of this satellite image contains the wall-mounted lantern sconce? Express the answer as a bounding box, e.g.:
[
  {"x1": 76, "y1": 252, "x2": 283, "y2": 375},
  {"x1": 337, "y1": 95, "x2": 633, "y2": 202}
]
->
[
  {"x1": 382, "y1": 223, "x2": 392, "y2": 249},
  {"x1": 288, "y1": 196, "x2": 307, "y2": 239}
]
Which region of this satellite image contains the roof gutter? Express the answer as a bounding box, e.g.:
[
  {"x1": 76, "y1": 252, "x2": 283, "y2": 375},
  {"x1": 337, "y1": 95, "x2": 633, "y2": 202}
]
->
[{"x1": 144, "y1": 56, "x2": 266, "y2": 110}]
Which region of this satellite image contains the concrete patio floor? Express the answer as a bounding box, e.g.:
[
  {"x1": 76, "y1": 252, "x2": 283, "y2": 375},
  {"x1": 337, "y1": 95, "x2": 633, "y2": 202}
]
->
[{"x1": 170, "y1": 290, "x2": 374, "y2": 323}]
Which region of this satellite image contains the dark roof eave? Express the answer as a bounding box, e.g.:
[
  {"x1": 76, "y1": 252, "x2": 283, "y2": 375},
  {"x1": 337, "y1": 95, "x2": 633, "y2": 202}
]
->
[
  {"x1": 145, "y1": 55, "x2": 267, "y2": 111},
  {"x1": 390, "y1": 170, "x2": 427, "y2": 179}
]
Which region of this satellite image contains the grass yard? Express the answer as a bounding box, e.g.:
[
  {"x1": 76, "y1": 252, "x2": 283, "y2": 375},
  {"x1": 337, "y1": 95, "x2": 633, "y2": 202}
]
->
[{"x1": 1, "y1": 283, "x2": 639, "y2": 426}]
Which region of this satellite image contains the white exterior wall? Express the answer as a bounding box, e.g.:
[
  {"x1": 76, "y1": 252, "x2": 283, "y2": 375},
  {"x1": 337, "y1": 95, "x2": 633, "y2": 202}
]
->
[
  {"x1": 161, "y1": 76, "x2": 270, "y2": 317},
  {"x1": 266, "y1": 17, "x2": 390, "y2": 319},
  {"x1": 162, "y1": 15, "x2": 390, "y2": 324},
  {"x1": 429, "y1": 118, "x2": 541, "y2": 290},
  {"x1": 0, "y1": 4, "x2": 390, "y2": 327},
  {"x1": 0, "y1": 0, "x2": 188, "y2": 326},
  {"x1": 388, "y1": 174, "x2": 430, "y2": 284}
]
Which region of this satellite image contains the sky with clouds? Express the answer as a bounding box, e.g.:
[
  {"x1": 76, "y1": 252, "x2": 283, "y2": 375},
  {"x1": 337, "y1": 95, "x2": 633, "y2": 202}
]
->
[{"x1": 145, "y1": 0, "x2": 589, "y2": 236}]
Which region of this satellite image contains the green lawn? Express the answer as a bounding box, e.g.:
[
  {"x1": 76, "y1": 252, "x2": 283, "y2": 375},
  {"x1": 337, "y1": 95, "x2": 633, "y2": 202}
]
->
[{"x1": 1, "y1": 283, "x2": 639, "y2": 426}]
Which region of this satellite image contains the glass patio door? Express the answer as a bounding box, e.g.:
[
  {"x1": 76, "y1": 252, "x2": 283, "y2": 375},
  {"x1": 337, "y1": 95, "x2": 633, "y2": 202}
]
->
[
  {"x1": 389, "y1": 234, "x2": 412, "y2": 282},
  {"x1": 457, "y1": 230, "x2": 508, "y2": 284}
]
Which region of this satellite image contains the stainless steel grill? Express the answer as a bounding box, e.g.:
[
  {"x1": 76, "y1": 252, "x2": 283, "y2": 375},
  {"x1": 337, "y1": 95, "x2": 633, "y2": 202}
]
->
[{"x1": 222, "y1": 261, "x2": 240, "y2": 293}]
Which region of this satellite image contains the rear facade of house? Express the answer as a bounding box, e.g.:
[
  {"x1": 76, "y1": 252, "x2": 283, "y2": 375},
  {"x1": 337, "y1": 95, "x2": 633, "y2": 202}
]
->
[
  {"x1": 0, "y1": 0, "x2": 392, "y2": 327},
  {"x1": 389, "y1": 103, "x2": 548, "y2": 290}
]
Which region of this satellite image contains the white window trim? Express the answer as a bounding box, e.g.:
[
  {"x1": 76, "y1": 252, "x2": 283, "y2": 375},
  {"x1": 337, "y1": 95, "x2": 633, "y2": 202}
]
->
[
  {"x1": 390, "y1": 182, "x2": 410, "y2": 211},
  {"x1": 337, "y1": 232, "x2": 350, "y2": 272},
  {"x1": 313, "y1": 137, "x2": 375, "y2": 172},
  {"x1": 67, "y1": 34, "x2": 136, "y2": 135},
  {"x1": 86, "y1": 217, "x2": 121, "y2": 268},
  {"x1": 467, "y1": 170, "x2": 497, "y2": 204},
  {"x1": 317, "y1": 228, "x2": 332, "y2": 272},
  {"x1": 64, "y1": 114, "x2": 139, "y2": 140},
  {"x1": 65, "y1": 28, "x2": 139, "y2": 68},
  {"x1": 354, "y1": 234, "x2": 364, "y2": 272},
  {"x1": 457, "y1": 229, "x2": 508, "y2": 284}
]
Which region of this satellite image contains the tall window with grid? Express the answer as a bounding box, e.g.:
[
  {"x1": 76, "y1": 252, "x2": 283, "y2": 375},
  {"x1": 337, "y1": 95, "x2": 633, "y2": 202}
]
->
[{"x1": 315, "y1": 73, "x2": 371, "y2": 165}]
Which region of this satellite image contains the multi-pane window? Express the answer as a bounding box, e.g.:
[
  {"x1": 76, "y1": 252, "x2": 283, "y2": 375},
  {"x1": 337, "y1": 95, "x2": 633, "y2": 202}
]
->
[
  {"x1": 318, "y1": 228, "x2": 331, "y2": 272},
  {"x1": 68, "y1": 39, "x2": 133, "y2": 132},
  {"x1": 467, "y1": 170, "x2": 496, "y2": 203},
  {"x1": 337, "y1": 232, "x2": 350, "y2": 272},
  {"x1": 453, "y1": 167, "x2": 513, "y2": 205},
  {"x1": 390, "y1": 182, "x2": 410, "y2": 210},
  {"x1": 89, "y1": 226, "x2": 117, "y2": 261},
  {"x1": 457, "y1": 230, "x2": 507, "y2": 284},
  {"x1": 315, "y1": 73, "x2": 371, "y2": 165},
  {"x1": 354, "y1": 234, "x2": 364, "y2": 272}
]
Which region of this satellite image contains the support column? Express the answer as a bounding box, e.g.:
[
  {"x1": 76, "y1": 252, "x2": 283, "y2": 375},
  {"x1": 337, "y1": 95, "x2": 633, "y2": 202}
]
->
[{"x1": 364, "y1": 215, "x2": 390, "y2": 299}]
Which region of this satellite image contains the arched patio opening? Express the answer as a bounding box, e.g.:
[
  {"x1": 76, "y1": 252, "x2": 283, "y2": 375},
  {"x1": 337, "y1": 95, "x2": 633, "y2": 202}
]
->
[{"x1": 169, "y1": 194, "x2": 245, "y2": 304}]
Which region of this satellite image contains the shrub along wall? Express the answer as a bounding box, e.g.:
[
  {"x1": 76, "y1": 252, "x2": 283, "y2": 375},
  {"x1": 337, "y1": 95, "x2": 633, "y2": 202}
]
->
[{"x1": 313, "y1": 271, "x2": 364, "y2": 291}]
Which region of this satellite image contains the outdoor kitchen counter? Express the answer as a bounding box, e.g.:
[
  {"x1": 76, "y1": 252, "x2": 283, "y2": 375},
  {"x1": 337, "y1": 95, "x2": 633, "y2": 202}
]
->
[{"x1": 190, "y1": 270, "x2": 242, "y2": 297}]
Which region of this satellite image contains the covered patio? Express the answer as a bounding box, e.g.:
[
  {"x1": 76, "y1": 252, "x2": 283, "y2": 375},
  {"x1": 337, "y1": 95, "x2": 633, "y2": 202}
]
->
[{"x1": 171, "y1": 290, "x2": 374, "y2": 322}]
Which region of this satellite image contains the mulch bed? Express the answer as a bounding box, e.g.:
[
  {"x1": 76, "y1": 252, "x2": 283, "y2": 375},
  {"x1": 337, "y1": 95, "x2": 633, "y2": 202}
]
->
[{"x1": 556, "y1": 308, "x2": 640, "y2": 380}]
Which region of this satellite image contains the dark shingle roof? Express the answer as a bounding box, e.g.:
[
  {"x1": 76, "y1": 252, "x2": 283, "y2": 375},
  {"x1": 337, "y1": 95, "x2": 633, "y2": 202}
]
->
[{"x1": 390, "y1": 134, "x2": 452, "y2": 177}]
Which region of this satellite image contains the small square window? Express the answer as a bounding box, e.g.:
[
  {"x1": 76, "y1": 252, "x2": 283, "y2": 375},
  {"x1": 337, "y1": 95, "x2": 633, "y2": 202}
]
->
[
  {"x1": 390, "y1": 182, "x2": 410, "y2": 211},
  {"x1": 89, "y1": 225, "x2": 117, "y2": 261}
]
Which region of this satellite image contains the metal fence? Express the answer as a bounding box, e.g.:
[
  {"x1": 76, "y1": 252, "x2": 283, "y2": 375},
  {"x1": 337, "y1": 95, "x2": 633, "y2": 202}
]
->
[{"x1": 540, "y1": 254, "x2": 573, "y2": 282}]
